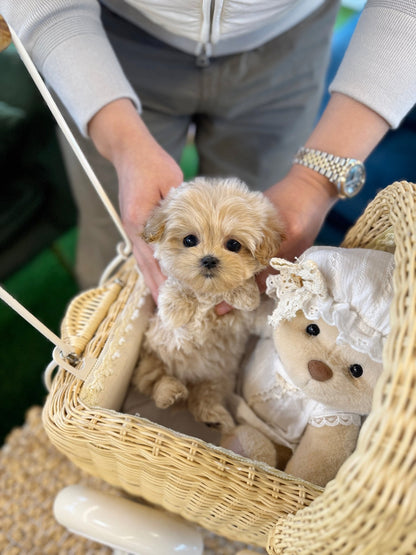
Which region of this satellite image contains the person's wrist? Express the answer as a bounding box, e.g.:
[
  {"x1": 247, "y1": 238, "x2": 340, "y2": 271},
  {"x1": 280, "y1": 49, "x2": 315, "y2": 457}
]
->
[
  {"x1": 293, "y1": 146, "x2": 366, "y2": 199},
  {"x1": 287, "y1": 163, "x2": 339, "y2": 201},
  {"x1": 89, "y1": 99, "x2": 149, "y2": 163},
  {"x1": 264, "y1": 165, "x2": 338, "y2": 260}
]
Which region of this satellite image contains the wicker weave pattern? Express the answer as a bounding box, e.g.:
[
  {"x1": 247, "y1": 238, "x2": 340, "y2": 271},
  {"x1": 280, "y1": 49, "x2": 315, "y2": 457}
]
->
[
  {"x1": 43, "y1": 258, "x2": 322, "y2": 549},
  {"x1": 42, "y1": 182, "x2": 416, "y2": 553},
  {"x1": 61, "y1": 280, "x2": 123, "y2": 356},
  {"x1": 62, "y1": 257, "x2": 137, "y2": 358},
  {"x1": 43, "y1": 345, "x2": 322, "y2": 549}
]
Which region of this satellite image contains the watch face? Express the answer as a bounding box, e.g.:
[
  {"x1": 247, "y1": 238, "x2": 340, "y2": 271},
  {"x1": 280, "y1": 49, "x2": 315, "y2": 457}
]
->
[{"x1": 343, "y1": 163, "x2": 366, "y2": 197}]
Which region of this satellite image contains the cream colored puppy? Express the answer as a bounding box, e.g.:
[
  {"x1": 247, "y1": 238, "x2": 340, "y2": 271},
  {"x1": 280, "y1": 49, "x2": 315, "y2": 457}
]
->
[{"x1": 133, "y1": 177, "x2": 284, "y2": 433}]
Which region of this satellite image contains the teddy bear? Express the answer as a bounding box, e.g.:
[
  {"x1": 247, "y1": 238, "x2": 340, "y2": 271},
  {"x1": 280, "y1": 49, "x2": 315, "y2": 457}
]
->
[{"x1": 222, "y1": 246, "x2": 395, "y2": 487}]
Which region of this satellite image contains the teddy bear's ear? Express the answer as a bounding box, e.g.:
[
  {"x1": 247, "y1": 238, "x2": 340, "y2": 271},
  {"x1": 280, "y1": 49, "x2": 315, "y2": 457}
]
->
[
  {"x1": 141, "y1": 206, "x2": 166, "y2": 244},
  {"x1": 255, "y1": 215, "x2": 286, "y2": 267}
]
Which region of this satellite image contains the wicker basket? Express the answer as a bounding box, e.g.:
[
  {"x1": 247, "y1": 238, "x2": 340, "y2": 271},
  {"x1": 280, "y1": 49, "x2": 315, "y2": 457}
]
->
[
  {"x1": 0, "y1": 15, "x2": 11, "y2": 52},
  {"x1": 42, "y1": 181, "x2": 416, "y2": 554}
]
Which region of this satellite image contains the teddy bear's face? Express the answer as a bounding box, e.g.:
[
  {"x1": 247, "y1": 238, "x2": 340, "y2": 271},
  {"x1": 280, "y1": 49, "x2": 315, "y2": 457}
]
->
[{"x1": 273, "y1": 311, "x2": 383, "y2": 414}]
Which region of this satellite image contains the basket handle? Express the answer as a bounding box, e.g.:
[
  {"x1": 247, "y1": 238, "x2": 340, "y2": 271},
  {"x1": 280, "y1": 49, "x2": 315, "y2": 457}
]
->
[{"x1": 0, "y1": 284, "x2": 94, "y2": 381}]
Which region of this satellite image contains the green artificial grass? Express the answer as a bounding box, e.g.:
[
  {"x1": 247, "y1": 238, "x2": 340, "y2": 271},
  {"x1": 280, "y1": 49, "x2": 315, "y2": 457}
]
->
[
  {"x1": 0, "y1": 229, "x2": 78, "y2": 443},
  {"x1": 335, "y1": 6, "x2": 356, "y2": 28},
  {"x1": 181, "y1": 142, "x2": 199, "y2": 181}
]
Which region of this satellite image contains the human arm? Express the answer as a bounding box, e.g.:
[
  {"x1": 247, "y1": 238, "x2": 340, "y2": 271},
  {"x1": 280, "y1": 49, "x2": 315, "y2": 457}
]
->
[
  {"x1": 263, "y1": 91, "x2": 390, "y2": 265},
  {"x1": 88, "y1": 99, "x2": 183, "y2": 301},
  {"x1": 261, "y1": 0, "x2": 416, "y2": 277},
  {"x1": 0, "y1": 0, "x2": 140, "y2": 134},
  {"x1": 0, "y1": 1, "x2": 182, "y2": 300},
  {"x1": 215, "y1": 91, "x2": 393, "y2": 310},
  {"x1": 221, "y1": 2, "x2": 416, "y2": 311},
  {"x1": 3, "y1": 0, "x2": 415, "y2": 304}
]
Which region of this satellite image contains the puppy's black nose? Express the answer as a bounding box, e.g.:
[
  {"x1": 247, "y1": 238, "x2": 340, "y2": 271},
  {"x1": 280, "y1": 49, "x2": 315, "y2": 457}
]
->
[{"x1": 200, "y1": 255, "x2": 219, "y2": 270}]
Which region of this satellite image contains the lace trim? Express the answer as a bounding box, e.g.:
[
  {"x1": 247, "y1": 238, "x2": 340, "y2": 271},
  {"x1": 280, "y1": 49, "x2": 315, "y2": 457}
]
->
[
  {"x1": 266, "y1": 258, "x2": 327, "y2": 326},
  {"x1": 248, "y1": 373, "x2": 303, "y2": 405},
  {"x1": 309, "y1": 413, "x2": 362, "y2": 428}
]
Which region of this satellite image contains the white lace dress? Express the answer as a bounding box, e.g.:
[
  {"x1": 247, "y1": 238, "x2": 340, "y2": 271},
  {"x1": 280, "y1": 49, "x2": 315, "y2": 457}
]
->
[{"x1": 232, "y1": 336, "x2": 361, "y2": 452}]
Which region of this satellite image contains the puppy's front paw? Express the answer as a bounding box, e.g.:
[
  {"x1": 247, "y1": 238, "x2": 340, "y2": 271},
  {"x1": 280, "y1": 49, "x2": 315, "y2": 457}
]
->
[
  {"x1": 158, "y1": 282, "x2": 195, "y2": 328},
  {"x1": 221, "y1": 424, "x2": 277, "y2": 466},
  {"x1": 223, "y1": 280, "x2": 260, "y2": 311},
  {"x1": 153, "y1": 375, "x2": 189, "y2": 409},
  {"x1": 134, "y1": 351, "x2": 166, "y2": 396},
  {"x1": 195, "y1": 404, "x2": 235, "y2": 435}
]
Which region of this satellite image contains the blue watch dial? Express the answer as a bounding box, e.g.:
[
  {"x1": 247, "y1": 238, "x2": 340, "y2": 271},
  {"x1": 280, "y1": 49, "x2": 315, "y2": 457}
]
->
[{"x1": 343, "y1": 164, "x2": 366, "y2": 197}]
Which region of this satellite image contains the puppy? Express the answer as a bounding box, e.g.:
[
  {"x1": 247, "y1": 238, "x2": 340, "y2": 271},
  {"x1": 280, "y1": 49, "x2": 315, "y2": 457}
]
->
[{"x1": 133, "y1": 177, "x2": 284, "y2": 433}]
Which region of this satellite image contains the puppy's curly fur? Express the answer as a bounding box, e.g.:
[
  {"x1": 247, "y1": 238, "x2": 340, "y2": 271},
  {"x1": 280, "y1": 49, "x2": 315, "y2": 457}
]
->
[{"x1": 133, "y1": 177, "x2": 285, "y2": 432}]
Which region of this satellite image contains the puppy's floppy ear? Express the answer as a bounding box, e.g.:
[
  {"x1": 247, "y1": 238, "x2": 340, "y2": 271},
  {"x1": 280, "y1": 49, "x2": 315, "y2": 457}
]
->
[
  {"x1": 141, "y1": 205, "x2": 166, "y2": 244},
  {"x1": 255, "y1": 214, "x2": 286, "y2": 267}
]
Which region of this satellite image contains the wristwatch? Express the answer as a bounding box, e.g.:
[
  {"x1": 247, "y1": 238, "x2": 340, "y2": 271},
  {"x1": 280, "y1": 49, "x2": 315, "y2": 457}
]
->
[{"x1": 293, "y1": 146, "x2": 366, "y2": 199}]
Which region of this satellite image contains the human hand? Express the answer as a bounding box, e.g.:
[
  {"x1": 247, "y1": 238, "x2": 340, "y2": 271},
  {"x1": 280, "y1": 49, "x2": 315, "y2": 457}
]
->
[
  {"x1": 115, "y1": 122, "x2": 183, "y2": 302},
  {"x1": 215, "y1": 164, "x2": 337, "y2": 316},
  {"x1": 89, "y1": 99, "x2": 183, "y2": 302},
  {"x1": 218, "y1": 92, "x2": 390, "y2": 315},
  {"x1": 257, "y1": 163, "x2": 338, "y2": 287}
]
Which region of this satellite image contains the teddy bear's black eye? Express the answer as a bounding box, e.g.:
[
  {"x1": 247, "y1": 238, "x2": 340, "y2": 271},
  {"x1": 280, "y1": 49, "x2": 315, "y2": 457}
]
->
[
  {"x1": 225, "y1": 239, "x2": 241, "y2": 252},
  {"x1": 349, "y1": 364, "x2": 363, "y2": 378},
  {"x1": 306, "y1": 323, "x2": 320, "y2": 336},
  {"x1": 183, "y1": 234, "x2": 199, "y2": 247}
]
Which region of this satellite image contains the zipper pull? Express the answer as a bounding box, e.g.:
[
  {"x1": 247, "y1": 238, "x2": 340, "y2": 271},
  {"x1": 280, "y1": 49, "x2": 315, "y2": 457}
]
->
[{"x1": 196, "y1": 44, "x2": 211, "y2": 68}]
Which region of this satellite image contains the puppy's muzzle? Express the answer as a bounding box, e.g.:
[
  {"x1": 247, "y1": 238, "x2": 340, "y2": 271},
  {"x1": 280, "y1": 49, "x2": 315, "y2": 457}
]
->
[{"x1": 200, "y1": 255, "x2": 219, "y2": 276}]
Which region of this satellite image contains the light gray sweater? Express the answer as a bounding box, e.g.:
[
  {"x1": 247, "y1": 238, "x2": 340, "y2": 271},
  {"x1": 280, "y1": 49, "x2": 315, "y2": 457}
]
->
[{"x1": 1, "y1": 1, "x2": 415, "y2": 134}]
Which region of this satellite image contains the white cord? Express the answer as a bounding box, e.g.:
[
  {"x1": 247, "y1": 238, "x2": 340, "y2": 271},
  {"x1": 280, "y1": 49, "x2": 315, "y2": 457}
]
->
[
  {"x1": 9, "y1": 26, "x2": 132, "y2": 255},
  {"x1": 0, "y1": 285, "x2": 96, "y2": 383},
  {"x1": 0, "y1": 27, "x2": 135, "y2": 384},
  {"x1": 0, "y1": 27, "x2": 135, "y2": 383},
  {"x1": 0, "y1": 285, "x2": 74, "y2": 358},
  {"x1": 43, "y1": 360, "x2": 58, "y2": 392}
]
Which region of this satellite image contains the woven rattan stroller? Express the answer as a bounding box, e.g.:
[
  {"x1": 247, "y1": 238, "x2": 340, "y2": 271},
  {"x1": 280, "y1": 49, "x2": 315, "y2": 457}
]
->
[
  {"x1": 2, "y1": 16, "x2": 416, "y2": 554},
  {"x1": 43, "y1": 180, "x2": 416, "y2": 554}
]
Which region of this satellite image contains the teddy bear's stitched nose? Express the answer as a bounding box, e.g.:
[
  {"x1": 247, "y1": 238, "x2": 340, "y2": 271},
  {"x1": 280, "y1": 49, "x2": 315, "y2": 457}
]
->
[{"x1": 308, "y1": 360, "x2": 333, "y2": 382}]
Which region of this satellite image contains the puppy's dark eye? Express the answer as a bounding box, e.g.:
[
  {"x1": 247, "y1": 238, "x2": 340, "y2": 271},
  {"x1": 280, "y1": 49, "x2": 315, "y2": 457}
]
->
[
  {"x1": 225, "y1": 239, "x2": 241, "y2": 252},
  {"x1": 306, "y1": 323, "x2": 320, "y2": 336},
  {"x1": 183, "y1": 235, "x2": 199, "y2": 247},
  {"x1": 349, "y1": 364, "x2": 363, "y2": 378}
]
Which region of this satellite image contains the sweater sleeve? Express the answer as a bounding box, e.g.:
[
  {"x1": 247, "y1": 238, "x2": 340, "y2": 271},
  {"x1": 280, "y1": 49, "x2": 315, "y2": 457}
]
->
[
  {"x1": 329, "y1": 0, "x2": 416, "y2": 129},
  {"x1": 0, "y1": 0, "x2": 141, "y2": 135}
]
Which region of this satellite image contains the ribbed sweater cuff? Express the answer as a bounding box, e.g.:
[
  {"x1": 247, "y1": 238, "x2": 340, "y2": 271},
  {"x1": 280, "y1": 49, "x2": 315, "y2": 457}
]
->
[
  {"x1": 3, "y1": 1, "x2": 141, "y2": 135},
  {"x1": 39, "y1": 30, "x2": 141, "y2": 135}
]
